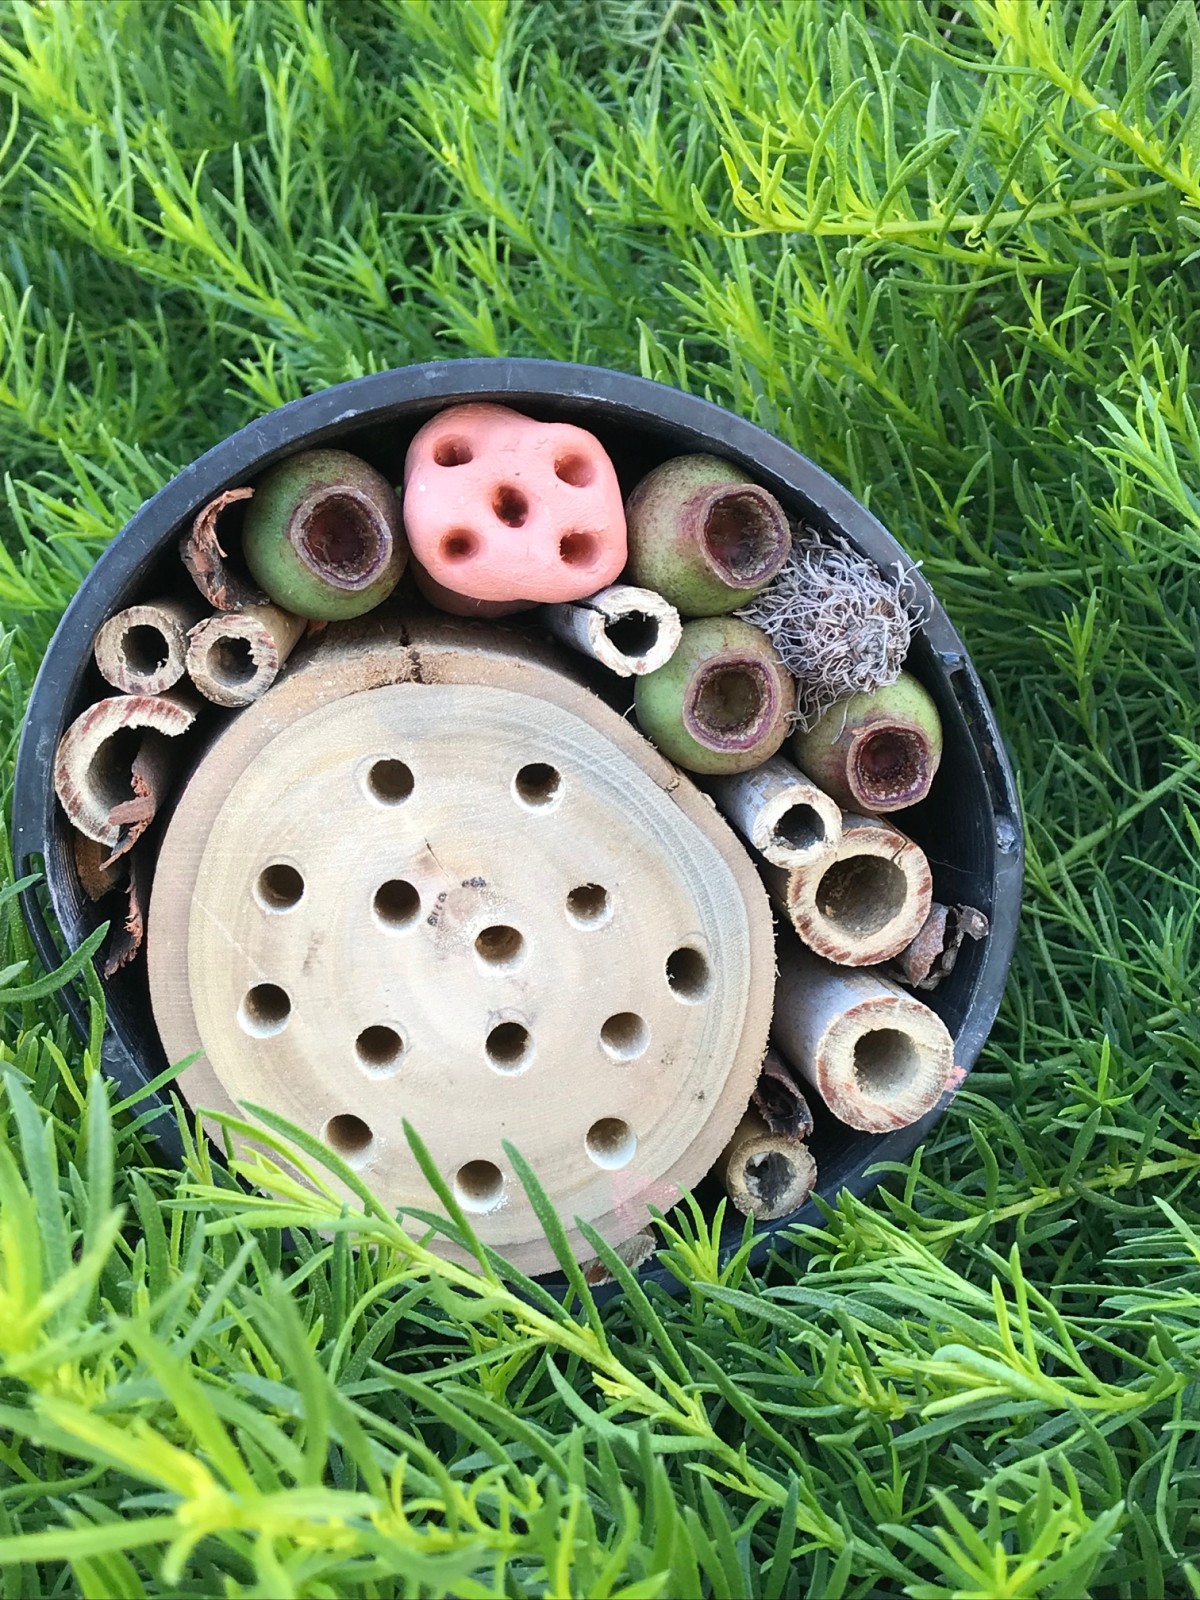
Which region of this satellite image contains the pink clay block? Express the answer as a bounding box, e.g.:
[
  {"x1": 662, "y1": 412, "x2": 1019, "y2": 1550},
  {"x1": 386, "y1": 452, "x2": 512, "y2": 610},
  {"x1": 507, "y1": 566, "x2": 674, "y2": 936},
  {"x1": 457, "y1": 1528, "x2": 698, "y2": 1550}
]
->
[{"x1": 403, "y1": 403, "x2": 627, "y2": 604}]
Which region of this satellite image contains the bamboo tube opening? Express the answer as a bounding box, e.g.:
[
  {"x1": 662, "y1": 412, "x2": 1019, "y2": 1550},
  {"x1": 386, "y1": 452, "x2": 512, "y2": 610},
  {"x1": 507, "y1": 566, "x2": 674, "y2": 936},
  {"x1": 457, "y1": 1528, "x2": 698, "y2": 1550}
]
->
[
  {"x1": 87, "y1": 726, "x2": 143, "y2": 814},
  {"x1": 744, "y1": 1148, "x2": 800, "y2": 1212},
  {"x1": 774, "y1": 802, "x2": 825, "y2": 855},
  {"x1": 205, "y1": 634, "x2": 257, "y2": 690},
  {"x1": 605, "y1": 610, "x2": 660, "y2": 659},
  {"x1": 121, "y1": 624, "x2": 170, "y2": 678},
  {"x1": 703, "y1": 488, "x2": 787, "y2": 584},
  {"x1": 298, "y1": 491, "x2": 389, "y2": 586},
  {"x1": 853, "y1": 1027, "x2": 921, "y2": 1100},
  {"x1": 816, "y1": 854, "x2": 908, "y2": 939}
]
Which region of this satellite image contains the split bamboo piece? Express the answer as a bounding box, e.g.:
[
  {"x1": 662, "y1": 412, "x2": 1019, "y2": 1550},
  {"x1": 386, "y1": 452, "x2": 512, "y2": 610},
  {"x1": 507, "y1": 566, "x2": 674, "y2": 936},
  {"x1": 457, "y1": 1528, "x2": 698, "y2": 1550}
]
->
[
  {"x1": 54, "y1": 692, "x2": 197, "y2": 848},
  {"x1": 772, "y1": 939, "x2": 953, "y2": 1133},
  {"x1": 706, "y1": 755, "x2": 842, "y2": 869},
  {"x1": 94, "y1": 597, "x2": 202, "y2": 695},
  {"x1": 761, "y1": 811, "x2": 931, "y2": 966},
  {"x1": 541, "y1": 584, "x2": 682, "y2": 677},
  {"x1": 186, "y1": 603, "x2": 306, "y2": 707},
  {"x1": 714, "y1": 1109, "x2": 817, "y2": 1221}
]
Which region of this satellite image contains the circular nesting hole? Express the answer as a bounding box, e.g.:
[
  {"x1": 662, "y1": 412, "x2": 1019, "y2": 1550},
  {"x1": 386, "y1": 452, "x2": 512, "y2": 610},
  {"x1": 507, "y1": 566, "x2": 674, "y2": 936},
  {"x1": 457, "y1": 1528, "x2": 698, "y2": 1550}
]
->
[
  {"x1": 455, "y1": 1159, "x2": 505, "y2": 1212},
  {"x1": 433, "y1": 437, "x2": 474, "y2": 467},
  {"x1": 365, "y1": 758, "x2": 414, "y2": 804},
  {"x1": 492, "y1": 485, "x2": 528, "y2": 527},
  {"x1": 853, "y1": 1028, "x2": 921, "y2": 1100},
  {"x1": 566, "y1": 883, "x2": 610, "y2": 927},
  {"x1": 324, "y1": 1112, "x2": 374, "y2": 1164},
  {"x1": 355, "y1": 1024, "x2": 405, "y2": 1074},
  {"x1": 555, "y1": 454, "x2": 594, "y2": 487},
  {"x1": 605, "y1": 611, "x2": 659, "y2": 659},
  {"x1": 702, "y1": 488, "x2": 785, "y2": 582},
  {"x1": 513, "y1": 762, "x2": 561, "y2": 807},
  {"x1": 691, "y1": 662, "x2": 770, "y2": 742},
  {"x1": 816, "y1": 856, "x2": 908, "y2": 939},
  {"x1": 374, "y1": 879, "x2": 421, "y2": 929},
  {"x1": 301, "y1": 494, "x2": 384, "y2": 582},
  {"x1": 665, "y1": 946, "x2": 710, "y2": 1002},
  {"x1": 87, "y1": 726, "x2": 142, "y2": 813},
  {"x1": 441, "y1": 529, "x2": 480, "y2": 562},
  {"x1": 558, "y1": 531, "x2": 598, "y2": 567},
  {"x1": 485, "y1": 1021, "x2": 534, "y2": 1073},
  {"x1": 744, "y1": 1150, "x2": 797, "y2": 1211},
  {"x1": 122, "y1": 624, "x2": 169, "y2": 677},
  {"x1": 239, "y1": 983, "x2": 291, "y2": 1038},
  {"x1": 585, "y1": 1117, "x2": 637, "y2": 1170},
  {"x1": 600, "y1": 1012, "x2": 649, "y2": 1061},
  {"x1": 774, "y1": 803, "x2": 824, "y2": 854},
  {"x1": 255, "y1": 862, "x2": 304, "y2": 912},
  {"x1": 206, "y1": 635, "x2": 257, "y2": 688},
  {"x1": 475, "y1": 925, "x2": 525, "y2": 967},
  {"x1": 854, "y1": 728, "x2": 927, "y2": 804}
]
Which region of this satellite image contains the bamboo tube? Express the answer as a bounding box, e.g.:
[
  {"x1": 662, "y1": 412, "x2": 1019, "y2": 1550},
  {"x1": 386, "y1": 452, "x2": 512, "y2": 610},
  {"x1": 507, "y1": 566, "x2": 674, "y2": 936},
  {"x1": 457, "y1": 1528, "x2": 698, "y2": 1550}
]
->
[
  {"x1": 772, "y1": 939, "x2": 953, "y2": 1133},
  {"x1": 541, "y1": 584, "x2": 682, "y2": 677},
  {"x1": 186, "y1": 603, "x2": 306, "y2": 707},
  {"x1": 54, "y1": 692, "x2": 197, "y2": 848},
  {"x1": 714, "y1": 1109, "x2": 817, "y2": 1221},
  {"x1": 761, "y1": 811, "x2": 932, "y2": 966},
  {"x1": 705, "y1": 755, "x2": 841, "y2": 869},
  {"x1": 94, "y1": 597, "x2": 203, "y2": 696}
]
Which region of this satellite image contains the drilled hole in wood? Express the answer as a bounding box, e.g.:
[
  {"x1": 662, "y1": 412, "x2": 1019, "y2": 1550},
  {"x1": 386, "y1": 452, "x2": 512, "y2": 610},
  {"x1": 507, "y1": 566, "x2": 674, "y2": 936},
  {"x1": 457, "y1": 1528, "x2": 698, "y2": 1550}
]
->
[
  {"x1": 514, "y1": 762, "x2": 561, "y2": 807},
  {"x1": 441, "y1": 530, "x2": 479, "y2": 562},
  {"x1": 324, "y1": 1112, "x2": 374, "y2": 1162},
  {"x1": 853, "y1": 1028, "x2": 921, "y2": 1100},
  {"x1": 206, "y1": 635, "x2": 256, "y2": 688},
  {"x1": 605, "y1": 612, "x2": 658, "y2": 658},
  {"x1": 255, "y1": 863, "x2": 304, "y2": 911},
  {"x1": 559, "y1": 531, "x2": 598, "y2": 567},
  {"x1": 774, "y1": 803, "x2": 824, "y2": 854},
  {"x1": 816, "y1": 856, "x2": 907, "y2": 939},
  {"x1": 485, "y1": 1021, "x2": 533, "y2": 1073},
  {"x1": 239, "y1": 983, "x2": 291, "y2": 1037},
  {"x1": 374, "y1": 879, "x2": 420, "y2": 928},
  {"x1": 555, "y1": 453, "x2": 594, "y2": 487},
  {"x1": 493, "y1": 485, "x2": 528, "y2": 527},
  {"x1": 666, "y1": 946, "x2": 710, "y2": 1002},
  {"x1": 366, "y1": 758, "x2": 414, "y2": 804},
  {"x1": 600, "y1": 1012, "x2": 649, "y2": 1061},
  {"x1": 121, "y1": 624, "x2": 169, "y2": 676},
  {"x1": 566, "y1": 882, "x2": 610, "y2": 926},
  {"x1": 433, "y1": 437, "x2": 473, "y2": 467},
  {"x1": 356, "y1": 1024, "x2": 405, "y2": 1073},
  {"x1": 475, "y1": 925, "x2": 524, "y2": 966},
  {"x1": 586, "y1": 1117, "x2": 636, "y2": 1169},
  {"x1": 455, "y1": 1158, "x2": 505, "y2": 1211}
]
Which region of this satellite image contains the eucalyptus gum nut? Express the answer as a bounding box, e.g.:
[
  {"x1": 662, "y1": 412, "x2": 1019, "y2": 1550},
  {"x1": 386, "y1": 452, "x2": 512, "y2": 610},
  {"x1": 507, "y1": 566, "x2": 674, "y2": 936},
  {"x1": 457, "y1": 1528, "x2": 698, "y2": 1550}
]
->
[
  {"x1": 634, "y1": 617, "x2": 795, "y2": 774},
  {"x1": 625, "y1": 453, "x2": 791, "y2": 617},
  {"x1": 241, "y1": 448, "x2": 407, "y2": 620},
  {"x1": 790, "y1": 671, "x2": 943, "y2": 813}
]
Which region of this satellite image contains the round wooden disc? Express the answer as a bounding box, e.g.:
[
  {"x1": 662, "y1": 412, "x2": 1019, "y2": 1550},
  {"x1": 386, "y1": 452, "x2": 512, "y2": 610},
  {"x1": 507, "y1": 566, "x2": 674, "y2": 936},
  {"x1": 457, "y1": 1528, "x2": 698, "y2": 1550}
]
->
[{"x1": 148, "y1": 622, "x2": 774, "y2": 1273}]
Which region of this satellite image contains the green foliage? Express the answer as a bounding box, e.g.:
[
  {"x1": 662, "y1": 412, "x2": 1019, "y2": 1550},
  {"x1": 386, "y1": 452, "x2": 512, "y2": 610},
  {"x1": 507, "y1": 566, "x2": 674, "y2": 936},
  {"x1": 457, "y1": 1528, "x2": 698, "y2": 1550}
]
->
[{"x1": 0, "y1": 0, "x2": 1199, "y2": 1592}]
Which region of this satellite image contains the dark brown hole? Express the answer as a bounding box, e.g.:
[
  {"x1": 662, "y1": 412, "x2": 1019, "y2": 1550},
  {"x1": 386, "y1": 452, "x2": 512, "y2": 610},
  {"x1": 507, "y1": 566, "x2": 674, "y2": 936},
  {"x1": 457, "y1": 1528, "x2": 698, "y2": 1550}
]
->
[
  {"x1": 324, "y1": 1112, "x2": 374, "y2": 1159},
  {"x1": 475, "y1": 925, "x2": 524, "y2": 965},
  {"x1": 454, "y1": 1159, "x2": 504, "y2": 1210},
  {"x1": 555, "y1": 454, "x2": 594, "y2": 487},
  {"x1": 356, "y1": 1025, "x2": 404, "y2": 1071},
  {"x1": 745, "y1": 1150, "x2": 795, "y2": 1210},
  {"x1": 301, "y1": 494, "x2": 386, "y2": 583},
  {"x1": 486, "y1": 1021, "x2": 533, "y2": 1071},
  {"x1": 206, "y1": 635, "x2": 257, "y2": 687},
  {"x1": 256, "y1": 863, "x2": 304, "y2": 911},
  {"x1": 87, "y1": 726, "x2": 143, "y2": 812},
  {"x1": 605, "y1": 612, "x2": 658, "y2": 658},
  {"x1": 600, "y1": 1012, "x2": 649, "y2": 1060},
  {"x1": 492, "y1": 485, "x2": 528, "y2": 527},
  {"x1": 374, "y1": 879, "x2": 420, "y2": 927},
  {"x1": 441, "y1": 529, "x2": 479, "y2": 562},
  {"x1": 666, "y1": 946, "x2": 710, "y2": 1001},
  {"x1": 514, "y1": 762, "x2": 561, "y2": 806},
  {"x1": 854, "y1": 1028, "x2": 920, "y2": 1099},
  {"x1": 691, "y1": 663, "x2": 769, "y2": 742},
  {"x1": 702, "y1": 488, "x2": 787, "y2": 583},
  {"x1": 816, "y1": 856, "x2": 908, "y2": 939},
  {"x1": 433, "y1": 437, "x2": 473, "y2": 467},
  {"x1": 566, "y1": 883, "x2": 609, "y2": 925},
  {"x1": 559, "y1": 531, "x2": 599, "y2": 567},
  {"x1": 854, "y1": 728, "x2": 928, "y2": 804},
  {"x1": 367, "y1": 759, "x2": 414, "y2": 803},
  {"x1": 774, "y1": 803, "x2": 824, "y2": 853},
  {"x1": 121, "y1": 624, "x2": 169, "y2": 677},
  {"x1": 239, "y1": 983, "x2": 291, "y2": 1037}
]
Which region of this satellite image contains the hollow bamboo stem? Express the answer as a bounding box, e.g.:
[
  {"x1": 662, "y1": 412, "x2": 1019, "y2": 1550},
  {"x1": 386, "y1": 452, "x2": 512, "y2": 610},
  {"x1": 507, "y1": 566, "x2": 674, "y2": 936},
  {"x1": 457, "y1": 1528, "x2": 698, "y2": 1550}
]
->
[
  {"x1": 54, "y1": 692, "x2": 197, "y2": 847},
  {"x1": 705, "y1": 755, "x2": 842, "y2": 869},
  {"x1": 186, "y1": 603, "x2": 306, "y2": 707},
  {"x1": 714, "y1": 1109, "x2": 817, "y2": 1221},
  {"x1": 94, "y1": 596, "x2": 204, "y2": 696},
  {"x1": 541, "y1": 584, "x2": 682, "y2": 677}
]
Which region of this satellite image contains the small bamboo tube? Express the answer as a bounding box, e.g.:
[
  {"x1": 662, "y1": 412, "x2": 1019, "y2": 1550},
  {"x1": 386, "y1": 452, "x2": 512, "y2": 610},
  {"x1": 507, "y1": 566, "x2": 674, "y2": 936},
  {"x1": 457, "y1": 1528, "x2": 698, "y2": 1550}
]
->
[
  {"x1": 94, "y1": 597, "x2": 202, "y2": 696},
  {"x1": 714, "y1": 1109, "x2": 817, "y2": 1221},
  {"x1": 761, "y1": 811, "x2": 932, "y2": 966},
  {"x1": 772, "y1": 939, "x2": 953, "y2": 1133},
  {"x1": 541, "y1": 584, "x2": 682, "y2": 677},
  {"x1": 186, "y1": 603, "x2": 306, "y2": 707},
  {"x1": 706, "y1": 755, "x2": 842, "y2": 869},
  {"x1": 54, "y1": 692, "x2": 197, "y2": 847}
]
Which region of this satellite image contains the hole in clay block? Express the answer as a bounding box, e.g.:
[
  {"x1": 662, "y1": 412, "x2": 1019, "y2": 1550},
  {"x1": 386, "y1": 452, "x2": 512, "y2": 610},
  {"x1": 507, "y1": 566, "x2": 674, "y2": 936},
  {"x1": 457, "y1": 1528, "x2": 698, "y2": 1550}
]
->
[
  {"x1": 702, "y1": 488, "x2": 786, "y2": 582},
  {"x1": 745, "y1": 1150, "x2": 795, "y2": 1210},
  {"x1": 559, "y1": 531, "x2": 599, "y2": 567},
  {"x1": 853, "y1": 1027, "x2": 921, "y2": 1100},
  {"x1": 600, "y1": 1012, "x2": 649, "y2": 1061},
  {"x1": 374, "y1": 879, "x2": 420, "y2": 928},
  {"x1": 122, "y1": 624, "x2": 169, "y2": 677},
  {"x1": 555, "y1": 454, "x2": 594, "y2": 487},
  {"x1": 514, "y1": 762, "x2": 561, "y2": 807},
  {"x1": 301, "y1": 494, "x2": 386, "y2": 582},
  {"x1": 816, "y1": 856, "x2": 908, "y2": 939},
  {"x1": 324, "y1": 1112, "x2": 374, "y2": 1162},
  {"x1": 239, "y1": 983, "x2": 291, "y2": 1037},
  {"x1": 255, "y1": 863, "x2": 304, "y2": 911},
  {"x1": 492, "y1": 485, "x2": 528, "y2": 527},
  {"x1": 485, "y1": 1021, "x2": 533, "y2": 1072},
  {"x1": 366, "y1": 758, "x2": 414, "y2": 804},
  {"x1": 455, "y1": 1159, "x2": 505, "y2": 1211},
  {"x1": 666, "y1": 946, "x2": 710, "y2": 1002},
  {"x1": 691, "y1": 663, "x2": 769, "y2": 742},
  {"x1": 605, "y1": 612, "x2": 658, "y2": 658},
  {"x1": 585, "y1": 1117, "x2": 637, "y2": 1169},
  {"x1": 441, "y1": 530, "x2": 480, "y2": 562},
  {"x1": 206, "y1": 635, "x2": 257, "y2": 688},
  {"x1": 566, "y1": 883, "x2": 610, "y2": 926},
  {"x1": 475, "y1": 925, "x2": 525, "y2": 966},
  {"x1": 774, "y1": 803, "x2": 824, "y2": 854},
  {"x1": 356, "y1": 1024, "x2": 405, "y2": 1072},
  {"x1": 433, "y1": 437, "x2": 474, "y2": 467}
]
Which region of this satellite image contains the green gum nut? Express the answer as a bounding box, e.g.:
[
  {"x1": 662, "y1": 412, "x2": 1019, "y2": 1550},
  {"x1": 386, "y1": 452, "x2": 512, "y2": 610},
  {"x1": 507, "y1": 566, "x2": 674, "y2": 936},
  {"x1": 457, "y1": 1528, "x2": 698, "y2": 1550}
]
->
[
  {"x1": 625, "y1": 454, "x2": 791, "y2": 617},
  {"x1": 634, "y1": 616, "x2": 795, "y2": 774},
  {"x1": 242, "y1": 448, "x2": 407, "y2": 620},
  {"x1": 790, "y1": 671, "x2": 944, "y2": 813}
]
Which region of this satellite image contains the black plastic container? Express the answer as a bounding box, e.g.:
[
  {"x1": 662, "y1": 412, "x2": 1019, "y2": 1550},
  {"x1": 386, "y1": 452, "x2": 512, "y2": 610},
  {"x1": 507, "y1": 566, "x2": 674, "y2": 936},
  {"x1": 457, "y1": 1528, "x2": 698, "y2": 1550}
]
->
[{"x1": 13, "y1": 358, "x2": 1023, "y2": 1285}]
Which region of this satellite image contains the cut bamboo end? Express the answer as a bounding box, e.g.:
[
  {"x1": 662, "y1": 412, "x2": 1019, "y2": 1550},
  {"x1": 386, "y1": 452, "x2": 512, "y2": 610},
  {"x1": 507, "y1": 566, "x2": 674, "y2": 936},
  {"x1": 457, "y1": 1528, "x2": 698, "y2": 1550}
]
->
[
  {"x1": 54, "y1": 692, "x2": 197, "y2": 846},
  {"x1": 541, "y1": 584, "x2": 682, "y2": 677},
  {"x1": 715, "y1": 1109, "x2": 817, "y2": 1221},
  {"x1": 705, "y1": 755, "x2": 842, "y2": 869},
  {"x1": 186, "y1": 604, "x2": 306, "y2": 707},
  {"x1": 763, "y1": 811, "x2": 932, "y2": 966},
  {"x1": 773, "y1": 940, "x2": 954, "y2": 1133},
  {"x1": 94, "y1": 597, "x2": 202, "y2": 696}
]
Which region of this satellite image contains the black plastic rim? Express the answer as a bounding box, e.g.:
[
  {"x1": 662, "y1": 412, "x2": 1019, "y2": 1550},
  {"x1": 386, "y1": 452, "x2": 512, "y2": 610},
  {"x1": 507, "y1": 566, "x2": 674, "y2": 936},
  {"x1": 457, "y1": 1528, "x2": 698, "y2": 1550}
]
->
[{"x1": 12, "y1": 357, "x2": 1024, "y2": 1293}]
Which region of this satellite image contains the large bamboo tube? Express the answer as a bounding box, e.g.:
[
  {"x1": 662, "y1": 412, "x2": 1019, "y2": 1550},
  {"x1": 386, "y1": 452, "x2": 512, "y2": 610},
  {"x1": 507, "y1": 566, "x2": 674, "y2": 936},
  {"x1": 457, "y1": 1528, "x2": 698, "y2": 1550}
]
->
[
  {"x1": 772, "y1": 939, "x2": 953, "y2": 1133},
  {"x1": 714, "y1": 1109, "x2": 817, "y2": 1221},
  {"x1": 94, "y1": 597, "x2": 203, "y2": 695},
  {"x1": 541, "y1": 584, "x2": 682, "y2": 677},
  {"x1": 53, "y1": 692, "x2": 197, "y2": 849},
  {"x1": 186, "y1": 603, "x2": 306, "y2": 707},
  {"x1": 705, "y1": 755, "x2": 842, "y2": 869}
]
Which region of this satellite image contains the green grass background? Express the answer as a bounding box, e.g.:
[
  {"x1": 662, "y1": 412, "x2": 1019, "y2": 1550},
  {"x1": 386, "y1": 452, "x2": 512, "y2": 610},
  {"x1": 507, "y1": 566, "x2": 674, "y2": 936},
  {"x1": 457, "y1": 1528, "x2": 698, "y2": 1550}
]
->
[{"x1": 1, "y1": 0, "x2": 1199, "y2": 1593}]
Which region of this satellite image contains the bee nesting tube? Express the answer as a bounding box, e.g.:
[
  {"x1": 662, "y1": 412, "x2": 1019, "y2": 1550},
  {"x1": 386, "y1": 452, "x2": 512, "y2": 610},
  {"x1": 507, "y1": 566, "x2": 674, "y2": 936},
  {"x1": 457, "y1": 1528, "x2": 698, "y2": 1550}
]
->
[
  {"x1": 715, "y1": 1109, "x2": 817, "y2": 1221},
  {"x1": 705, "y1": 755, "x2": 842, "y2": 869},
  {"x1": 540, "y1": 584, "x2": 682, "y2": 677},
  {"x1": 762, "y1": 811, "x2": 932, "y2": 966},
  {"x1": 53, "y1": 692, "x2": 197, "y2": 848},
  {"x1": 186, "y1": 604, "x2": 307, "y2": 708},
  {"x1": 772, "y1": 940, "x2": 953, "y2": 1133},
  {"x1": 94, "y1": 598, "x2": 202, "y2": 696}
]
